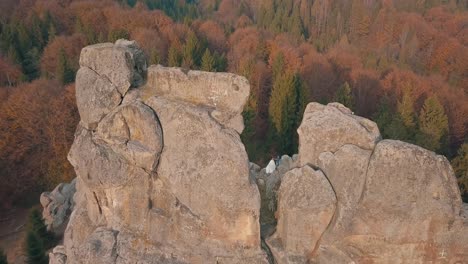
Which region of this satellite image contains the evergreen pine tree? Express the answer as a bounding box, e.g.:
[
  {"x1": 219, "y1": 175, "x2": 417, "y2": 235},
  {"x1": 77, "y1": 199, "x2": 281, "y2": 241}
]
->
[
  {"x1": 56, "y1": 48, "x2": 75, "y2": 84},
  {"x1": 386, "y1": 87, "x2": 417, "y2": 141},
  {"x1": 0, "y1": 248, "x2": 7, "y2": 264},
  {"x1": 74, "y1": 18, "x2": 85, "y2": 34},
  {"x1": 0, "y1": 22, "x2": 14, "y2": 53},
  {"x1": 291, "y1": 73, "x2": 307, "y2": 151},
  {"x1": 289, "y1": 5, "x2": 305, "y2": 39},
  {"x1": 28, "y1": 209, "x2": 54, "y2": 249},
  {"x1": 23, "y1": 47, "x2": 40, "y2": 81},
  {"x1": 47, "y1": 23, "x2": 56, "y2": 43},
  {"x1": 269, "y1": 71, "x2": 305, "y2": 155},
  {"x1": 149, "y1": 48, "x2": 160, "y2": 65},
  {"x1": 452, "y1": 143, "x2": 468, "y2": 202},
  {"x1": 30, "y1": 13, "x2": 45, "y2": 49},
  {"x1": 335, "y1": 82, "x2": 354, "y2": 110},
  {"x1": 416, "y1": 95, "x2": 449, "y2": 152},
  {"x1": 373, "y1": 96, "x2": 393, "y2": 138},
  {"x1": 168, "y1": 44, "x2": 181, "y2": 67},
  {"x1": 398, "y1": 88, "x2": 416, "y2": 130},
  {"x1": 256, "y1": 38, "x2": 269, "y2": 62},
  {"x1": 16, "y1": 23, "x2": 32, "y2": 57},
  {"x1": 25, "y1": 231, "x2": 48, "y2": 264},
  {"x1": 201, "y1": 49, "x2": 215, "y2": 72},
  {"x1": 7, "y1": 45, "x2": 20, "y2": 64},
  {"x1": 213, "y1": 52, "x2": 227, "y2": 72},
  {"x1": 42, "y1": 11, "x2": 55, "y2": 44},
  {"x1": 182, "y1": 32, "x2": 203, "y2": 68},
  {"x1": 272, "y1": 52, "x2": 285, "y2": 82}
]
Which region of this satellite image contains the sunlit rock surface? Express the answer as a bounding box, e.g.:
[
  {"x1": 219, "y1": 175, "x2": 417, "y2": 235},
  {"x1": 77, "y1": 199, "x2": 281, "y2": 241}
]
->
[
  {"x1": 52, "y1": 40, "x2": 267, "y2": 264},
  {"x1": 48, "y1": 41, "x2": 467, "y2": 264}
]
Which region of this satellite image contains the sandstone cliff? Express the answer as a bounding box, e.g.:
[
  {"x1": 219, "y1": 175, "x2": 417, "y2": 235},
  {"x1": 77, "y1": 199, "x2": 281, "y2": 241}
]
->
[{"x1": 47, "y1": 40, "x2": 468, "y2": 264}]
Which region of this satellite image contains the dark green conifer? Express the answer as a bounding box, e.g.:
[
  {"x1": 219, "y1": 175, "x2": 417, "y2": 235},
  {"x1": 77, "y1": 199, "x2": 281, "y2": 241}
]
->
[
  {"x1": 25, "y1": 231, "x2": 48, "y2": 264},
  {"x1": 56, "y1": 48, "x2": 75, "y2": 84},
  {"x1": 168, "y1": 44, "x2": 181, "y2": 67},
  {"x1": 0, "y1": 248, "x2": 7, "y2": 264},
  {"x1": 335, "y1": 82, "x2": 355, "y2": 110},
  {"x1": 201, "y1": 49, "x2": 215, "y2": 72}
]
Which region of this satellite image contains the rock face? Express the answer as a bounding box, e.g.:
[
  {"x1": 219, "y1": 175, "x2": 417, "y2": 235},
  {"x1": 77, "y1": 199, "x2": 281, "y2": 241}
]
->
[
  {"x1": 267, "y1": 166, "x2": 337, "y2": 264},
  {"x1": 297, "y1": 102, "x2": 381, "y2": 167},
  {"x1": 40, "y1": 179, "x2": 76, "y2": 232},
  {"x1": 142, "y1": 65, "x2": 250, "y2": 133},
  {"x1": 268, "y1": 102, "x2": 468, "y2": 263},
  {"x1": 54, "y1": 40, "x2": 267, "y2": 264},
  {"x1": 51, "y1": 41, "x2": 467, "y2": 264}
]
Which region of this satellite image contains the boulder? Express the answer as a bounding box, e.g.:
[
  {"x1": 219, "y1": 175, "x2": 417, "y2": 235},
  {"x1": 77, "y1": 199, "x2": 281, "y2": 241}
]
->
[
  {"x1": 96, "y1": 100, "x2": 163, "y2": 172},
  {"x1": 142, "y1": 65, "x2": 249, "y2": 133},
  {"x1": 316, "y1": 144, "x2": 371, "y2": 243},
  {"x1": 40, "y1": 179, "x2": 76, "y2": 232},
  {"x1": 355, "y1": 140, "x2": 462, "y2": 239},
  {"x1": 75, "y1": 67, "x2": 122, "y2": 129},
  {"x1": 273, "y1": 102, "x2": 468, "y2": 263},
  {"x1": 297, "y1": 102, "x2": 381, "y2": 167},
  {"x1": 146, "y1": 96, "x2": 262, "y2": 249},
  {"x1": 49, "y1": 246, "x2": 67, "y2": 264},
  {"x1": 266, "y1": 166, "x2": 337, "y2": 264},
  {"x1": 79, "y1": 39, "x2": 146, "y2": 95}
]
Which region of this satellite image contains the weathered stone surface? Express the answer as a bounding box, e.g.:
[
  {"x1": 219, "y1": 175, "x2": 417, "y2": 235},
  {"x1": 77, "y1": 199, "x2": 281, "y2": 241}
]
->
[
  {"x1": 352, "y1": 140, "x2": 462, "y2": 241},
  {"x1": 49, "y1": 246, "x2": 67, "y2": 264},
  {"x1": 79, "y1": 39, "x2": 146, "y2": 95},
  {"x1": 75, "y1": 67, "x2": 122, "y2": 129},
  {"x1": 68, "y1": 125, "x2": 149, "y2": 189},
  {"x1": 40, "y1": 179, "x2": 76, "y2": 232},
  {"x1": 146, "y1": 96, "x2": 262, "y2": 248},
  {"x1": 297, "y1": 102, "x2": 381, "y2": 167},
  {"x1": 266, "y1": 166, "x2": 337, "y2": 264},
  {"x1": 316, "y1": 144, "x2": 371, "y2": 243},
  {"x1": 55, "y1": 40, "x2": 267, "y2": 264},
  {"x1": 142, "y1": 65, "x2": 249, "y2": 133},
  {"x1": 49, "y1": 41, "x2": 468, "y2": 264},
  {"x1": 276, "y1": 102, "x2": 468, "y2": 263},
  {"x1": 96, "y1": 100, "x2": 163, "y2": 172},
  {"x1": 73, "y1": 227, "x2": 119, "y2": 264}
]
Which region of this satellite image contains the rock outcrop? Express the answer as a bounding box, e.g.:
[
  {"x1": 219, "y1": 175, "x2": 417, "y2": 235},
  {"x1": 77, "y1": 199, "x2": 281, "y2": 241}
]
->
[
  {"x1": 53, "y1": 40, "x2": 267, "y2": 264},
  {"x1": 40, "y1": 179, "x2": 76, "y2": 232},
  {"x1": 50, "y1": 40, "x2": 467, "y2": 264},
  {"x1": 267, "y1": 102, "x2": 468, "y2": 263}
]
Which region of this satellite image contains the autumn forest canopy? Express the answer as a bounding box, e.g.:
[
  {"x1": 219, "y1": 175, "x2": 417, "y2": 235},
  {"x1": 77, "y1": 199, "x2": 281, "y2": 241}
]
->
[{"x1": 0, "y1": 0, "x2": 467, "y2": 208}]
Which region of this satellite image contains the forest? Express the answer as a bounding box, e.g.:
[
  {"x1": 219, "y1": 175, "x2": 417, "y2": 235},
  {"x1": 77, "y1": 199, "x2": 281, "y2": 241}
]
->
[{"x1": 0, "y1": 0, "x2": 467, "y2": 209}]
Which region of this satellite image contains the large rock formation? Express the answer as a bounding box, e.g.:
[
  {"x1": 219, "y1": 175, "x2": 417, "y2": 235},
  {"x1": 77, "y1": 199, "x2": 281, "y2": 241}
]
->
[
  {"x1": 267, "y1": 103, "x2": 468, "y2": 263},
  {"x1": 52, "y1": 40, "x2": 267, "y2": 264},
  {"x1": 50, "y1": 40, "x2": 467, "y2": 264}
]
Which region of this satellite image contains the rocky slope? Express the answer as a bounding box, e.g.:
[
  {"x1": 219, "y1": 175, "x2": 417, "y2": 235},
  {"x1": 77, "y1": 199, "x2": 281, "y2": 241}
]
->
[{"x1": 47, "y1": 40, "x2": 468, "y2": 264}]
